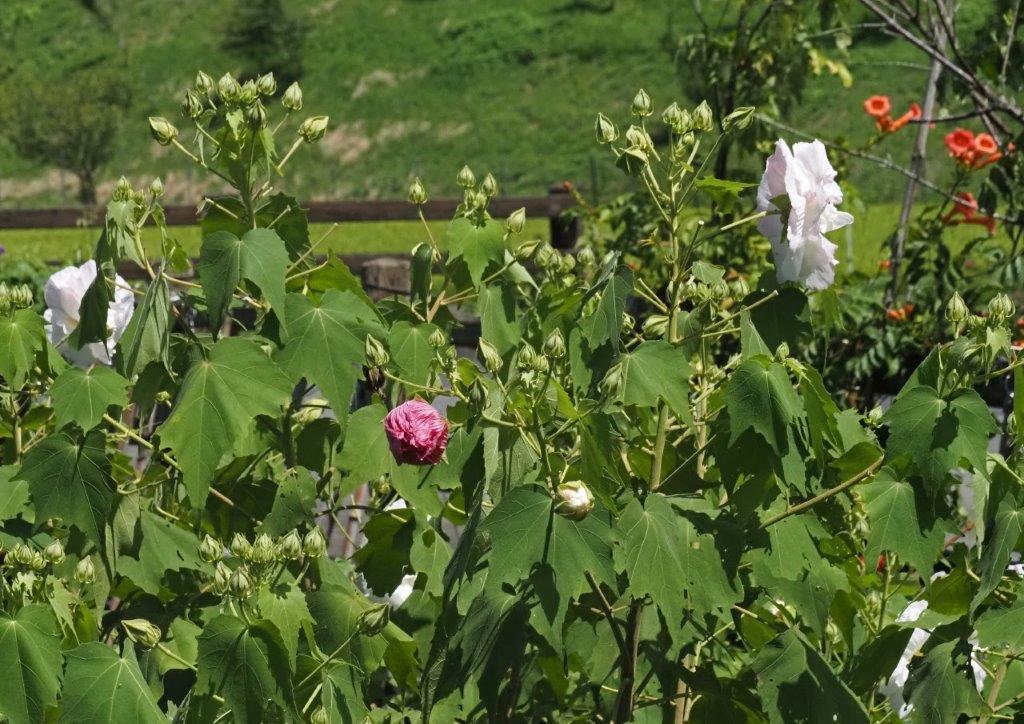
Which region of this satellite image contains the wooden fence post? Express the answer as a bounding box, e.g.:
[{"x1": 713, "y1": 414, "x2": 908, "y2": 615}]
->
[
  {"x1": 361, "y1": 257, "x2": 411, "y2": 300},
  {"x1": 548, "y1": 184, "x2": 580, "y2": 249}
]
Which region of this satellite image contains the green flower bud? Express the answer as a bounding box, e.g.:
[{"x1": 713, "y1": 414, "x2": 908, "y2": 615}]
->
[
  {"x1": 775, "y1": 342, "x2": 790, "y2": 361},
  {"x1": 723, "y1": 106, "x2": 755, "y2": 132},
  {"x1": 279, "y1": 530, "x2": 303, "y2": 560},
  {"x1": 229, "y1": 533, "x2": 251, "y2": 559},
  {"x1": 282, "y1": 82, "x2": 303, "y2": 111},
  {"x1": 114, "y1": 176, "x2": 133, "y2": 200},
  {"x1": 621, "y1": 312, "x2": 635, "y2": 334},
  {"x1": 303, "y1": 528, "x2": 327, "y2": 558},
  {"x1": 517, "y1": 344, "x2": 537, "y2": 371},
  {"x1": 466, "y1": 189, "x2": 488, "y2": 211},
  {"x1": 945, "y1": 292, "x2": 969, "y2": 324},
  {"x1": 407, "y1": 177, "x2": 427, "y2": 205},
  {"x1": 148, "y1": 116, "x2": 179, "y2": 146},
  {"x1": 543, "y1": 328, "x2": 566, "y2": 359},
  {"x1": 250, "y1": 533, "x2": 277, "y2": 566},
  {"x1": 576, "y1": 246, "x2": 596, "y2": 268},
  {"x1": 555, "y1": 481, "x2": 595, "y2": 520},
  {"x1": 310, "y1": 707, "x2": 329, "y2": 724},
  {"x1": 988, "y1": 293, "x2": 1014, "y2": 322},
  {"x1": 866, "y1": 406, "x2": 884, "y2": 427},
  {"x1": 122, "y1": 619, "x2": 162, "y2": 649},
  {"x1": 481, "y1": 173, "x2": 499, "y2": 198},
  {"x1": 692, "y1": 100, "x2": 714, "y2": 132},
  {"x1": 595, "y1": 112, "x2": 619, "y2": 144},
  {"x1": 505, "y1": 207, "x2": 526, "y2": 235},
  {"x1": 662, "y1": 102, "x2": 685, "y2": 131},
  {"x1": 535, "y1": 244, "x2": 558, "y2": 269},
  {"x1": 371, "y1": 475, "x2": 391, "y2": 497},
  {"x1": 515, "y1": 238, "x2": 542, "y2": 261},
  {"x1": 239, "y1": 80, "x2": 259, "y2": 105},
  {"x1": 182, "y1": 89, "x2": 204, "y2": 119},
  {"x1": 624, "y1": 125, "x2": 650, "y2": 152},
  {"x1": 212, "y1": 561, "x2": 232, "y2": 594},
  {"x1": 198, "y1": 534, "x2": 221, "y2": 564},
  {"x1": 43, "y1": 539, "x2": 64, "y2": 565},
  {"x1": 600, "y1": 362, "x2": 624, "y2": 398},
  {"x1": 256, "y1": 72, "x2": 277, "y2": 96},
  {"x1": 298, "y1": 115, "x2": 329, "y2": 143},
  {"x1": 149, "y1": 177, "x2": 164, "y2": 198},
  {"x1": 428, "y1": 327, "x2": 448, "y2": 349},
  {"x1": 357, "y1": 602, "x2": 391, "y2": 636},
  {"x1": 365, "y1": 334, "x2": 389, "y2": 367},
  {"x1": 642, "y1": 314, "x2": 669, "y2": 339},
  {"x1": 228, "y1": 566, "x2": 254, "y2": 597},
  {"x1": 246, "y1": 102, "x2": 268, "y2": 128},
  {"x1": 74, "y1": 557, "x2": 95, "y2": 585},
  {"x1": 711, "y1": 279, "x2": 729, "y2": 300},
  {"x1": 195, "y1": 70, "x2": 214, "y2": 96},
  {"x1": 30, "y1": 552, "x2": 46, "y2": 571},
  {"x1": 217, "y1": 73, "x2": 241, "y2": 102},
  {"x1": 559, "y1": 253, "x2": 576, "y2": 274},
  {"x1": 530, "y1": 351, "x2": 549, "y2": 373},
  {"x1": 630, "y1": 88, "x2": 653, "y2": 118},
  {"x1": 456, "y1": 165, "x2": 476, "y2": 189},
  {"x1": 478, "y1": 338, "x2": 503, "y2": 373}
]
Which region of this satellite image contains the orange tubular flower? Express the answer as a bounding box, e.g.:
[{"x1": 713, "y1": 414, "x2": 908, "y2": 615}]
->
[
  {"x1": 863, "y1": 95, "x2": 892, "y2": 118},
  {"x1": 887, "y1": 102, "x2": 921, "y2": 133},
  {"x1": 974, "y1": 133, "x2": 998, "y2": 156},
  {"x1": 945, "y1": 128, "x2": 976, "y2": 163}
]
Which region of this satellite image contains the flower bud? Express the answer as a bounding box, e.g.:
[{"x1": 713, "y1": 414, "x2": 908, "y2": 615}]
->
[
  {"x1": 481, "y1": 173, "x2": 499, "y2": 198},
  {"x1": 74, "y1": 557, "x2": 95, "y2": 584},
  {"x1": 407, "y1": 177, "x2": 427, "y2": 205},
  {"x1": 428, "y1": 327, "x2": 448, "y2": 349},
  {"x1": 576, "y1": 247, "x2": 596, "y2": 268},
  {"x1": 866, "y1": 406, "x2": 884, "y2": 427},
  {"x1": 250, "y1": 533, "x2": 277, "y2": 566},
  {"x1": 624, "y1": 125, "x2": 650, "y2": 152},
  {"x1": 692, "y1": 100, "x2": 714, "y2": 132},
  {"x1": 279, "y1": 530, "x2": 303, "y2": 560},
  {"x1": 643, "y1": 314, "x2": 669, "y2": 339},
  {"x1": 515, "y1": 238, "x2": 542, "y2": 261},
  {"x1": 228, "y1": 566, "x2": 254, "y2": 597},
  {"x1": 148, "y1": 116, "x2": 179, "y2": 146},
  {"x1": 239, "y1": 80, "x2": 259, "y2": 105},
  {"x1": 123, "y1": 619, "x2": 162, "y2": 649},
  {"x1": 43, "y1": 539, "x2": 65, "y2": 565},
  {"x1": 775, "y1": 342, "x2": 790, "y2": 361},
  {"x1": 535, "y1": 244, "x2": 558, "y2": 269},
  {"x1": 256, "y1": 72, "x2": 277, "y2": 96},
  {"x1": 195, "y1": 70, "x2": 214, "y2": 96},
  {"x1": 456, "y1": 165, "x2": 476, "y2": 189},
  {"x1": 149, "y1": 177, "x2": 164, "y2": 198},
  {"x1": 30, "y1": 552, "x2": 45, "y2": 571},
  {"x1": 199, "y1": 534, "x2": 221, "y2": 564},
  {"x1": 282, "y1": 82, "x2": 303, "y2": 111},
  {"x1": 299, "y1": 116, "x2": 329, "y2": 143},
  {"x1": 530, "y1": 352, "x2": 550, "y2": 374},
  {"x1": 723, "y1": 106, "x2": 755, "y2": 132},
  {"x1": 303, "y1": 528, "x2": 327, "y2": 558},
  {"x1": 662, "y1": 102, "x2": 686, "y2": 131},
  {"x1": 114, "y1": 176, "x2": 133, "y2": 201},
  {"x1": 631, "y1": 88, "x2": 653, "y2": 118},
  {"x1": 365, "y1": 335, "x2": 389, "y2": 367},
  {"x1": 212, "y1": 561, "x2": 232, "y2": 594},
  {"x1": 988, "y1": 293, "x2": 1014, "y2": 322},
  {"x1": 182, "y1": 89, "x2": 204, "y2": 119},
  {"x1": 945, "y1": 292, "x2": 969, "y2": 325},
  {"x1": 517, "y1": 344, "x2": 537, "y2": 371},
  {"x1": 595, "y1": 113, "x2": 619, "y2": 144},
  {"x1": 218, "y1": 73, "x2": 241, "y2": 102},
  {"x1": 559, "y1": 254, "x2": 576, "y2": 274},
  {"x1": 8, "y1": 543, "x2": 31, "y2": 567},
  {"x1": 246, "y1": 102, "x2": 268, "y2": 128},
  {"x1": 543, "y1": 329, "x2": 566, "y2": 359},
  {"x1": 600, "y1": 362, "x2": 624, "y2": 398},
  {"x1": 555, "y1": 481, "x2": 595, "y2": 520},
  {"x1": 229, "y1": 533, "x2": 251, "y2": 559},
  {"x1": 311, "y1": 707, "x2": 329, "y2": 724},
  {"x1": 621, "y1": 313, "x2": 635, "y2": 334},
  {"x1": 505, "y1": 207, "x2": 526, "y2": 235},
  {"x1": 478, "y1": 338, "x2": 503, "y2": 373},
  {"x1": 358, "y1": 602, "x2": 391, "y2": 635}
]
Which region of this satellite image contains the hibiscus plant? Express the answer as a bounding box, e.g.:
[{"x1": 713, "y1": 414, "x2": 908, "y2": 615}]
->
[{"x1": 0, "y1": 74, "x2": 1021, "y2": 723}]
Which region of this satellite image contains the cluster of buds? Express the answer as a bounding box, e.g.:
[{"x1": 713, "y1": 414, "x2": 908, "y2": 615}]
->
[
  {"x1": 863, "y1": 95, "x2": 921, "y2": 134},
  {"x1": 426, "y1": 327, "x2": 457, "y2": 376},
  {"x1": 5, "y1": 542, "x2": 47, "y2": 572},
  {"x1": 455, "y1": 166, "x2": 499, "y2": 218},
  {"x1": 944, "y1": 128, "x2": 1012, "y2": 169},
  {"x1": 941, "y1": 192, "x2": 997, "y2": 235},
  {"x1": 205, "y1": 528, "x2": 326, "y2": 596},
  {"x1": 0, "y1": 283, "x2": 33, "y2": 314},
  {"x1": 885, "y1": 301, "x2": 916, "y2": 323}
]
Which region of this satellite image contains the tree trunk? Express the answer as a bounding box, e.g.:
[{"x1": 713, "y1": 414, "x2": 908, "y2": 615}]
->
[{"x1": 76, "y1": 167, "x2": 97, "y2": 206}]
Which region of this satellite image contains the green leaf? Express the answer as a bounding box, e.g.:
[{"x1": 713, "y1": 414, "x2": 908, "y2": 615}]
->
[
  {"x1": 972, "y1": 500, "x2": 1024, "y2": 613},
  {"x1": 115, "y1": 274, "x2": 170, "y2": 377},
  {"x1": 446, "y1": 217, "x2": 506, "y2": 286},
  {"x1": 198, "y1": 228, "x2": 289, "y2": 329},
  {"x1": 50, "y1": 366, "x2": 128, "y2": 431},
  {"x1": 615, "y1": 494, "x2": 738, "y2": 623},
  {"x1": 618, "y1": 340, "x2": 692, "y2": 419},
  {"x1": 389, "y1": 321, "x2": 439, "y2": 386},
  {"x1": 904, "y1": 638, "x2": 984, "y2": 723},
  {"x1": 724, "y1": 357, "x2": 802, "y2": 454},
  {"x1": 477, "y1": 282, "x2": 521, "y2": 355},
  {"x1": 746, "y1": 286, "x2": 811, "y2": 350},
  {"x1": 693, "y1": 176, "x2": 755, "y2": 201},
  {"x1": 195, "y1": 615, "x2": 293, "y2": 724},
  {"x1": 59, "y1": 642, "x2": 163, "y2": 724},
  {"x1": 260, "y1": 468, "x2": 318, "y2": 536},
  {"x1": 884, "y1": 386, "x2": 997, "y2": 488},
  {"x1": 976, "y1": 600, "x2": 1024, "y2": 650},
  {"x1": 0, "y1": 605, "x2": 61, "y2": 724},
  {"x1": 863, "y1": 468, "x2": 945, "y2": 576},
  {"x1": 0, "y1": 464, "x2": 30, "y2": 521},
  {"x1": 158, "y1": 337, "x2": 292, "y2": 504},
  {"x1": 0, "y1": 309, "x2": 45, "y2": 389},
  {"x1": 752, "y1": 630, "x2": 867, "y2": 724},
  {"x1": 580, "y1": 266, "x2": 633, "y2": 350},
  {"x1": 116, "y1": 511, "x2": 206, "y2": 595},
  {"x1": 352, "y1": 508, "x2": 415, "y2": 595},
  {"x1": 257, "y1": 582, "x2": 312, "y2": 669},
  {"x1": 275, "y1": 291, "x2": 383, "y2": 427},
  {"x1": 18, "y1": 429, "x2": 114, "y2": 544}
]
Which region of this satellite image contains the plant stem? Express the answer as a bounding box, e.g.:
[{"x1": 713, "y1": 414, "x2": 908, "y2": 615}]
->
[{"x1": 760, "y1": 456, "x2": 884, "y2": 528}]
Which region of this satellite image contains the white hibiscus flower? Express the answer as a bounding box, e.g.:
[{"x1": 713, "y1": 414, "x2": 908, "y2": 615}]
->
[
  {"x1": 44, "y1": 260, "x2": 135, "y2": 368},
  {"x1": 756, "y1": 139, "x2": 854, "y2": 290}
]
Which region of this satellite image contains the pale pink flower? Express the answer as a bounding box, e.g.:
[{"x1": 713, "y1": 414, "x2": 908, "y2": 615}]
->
[
  {"x1": 44, "y1": 260, "x2": 134, "y2": 367},
  {"x1": 384, "y1": 399, "x2": 448, "y2": 465}
]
